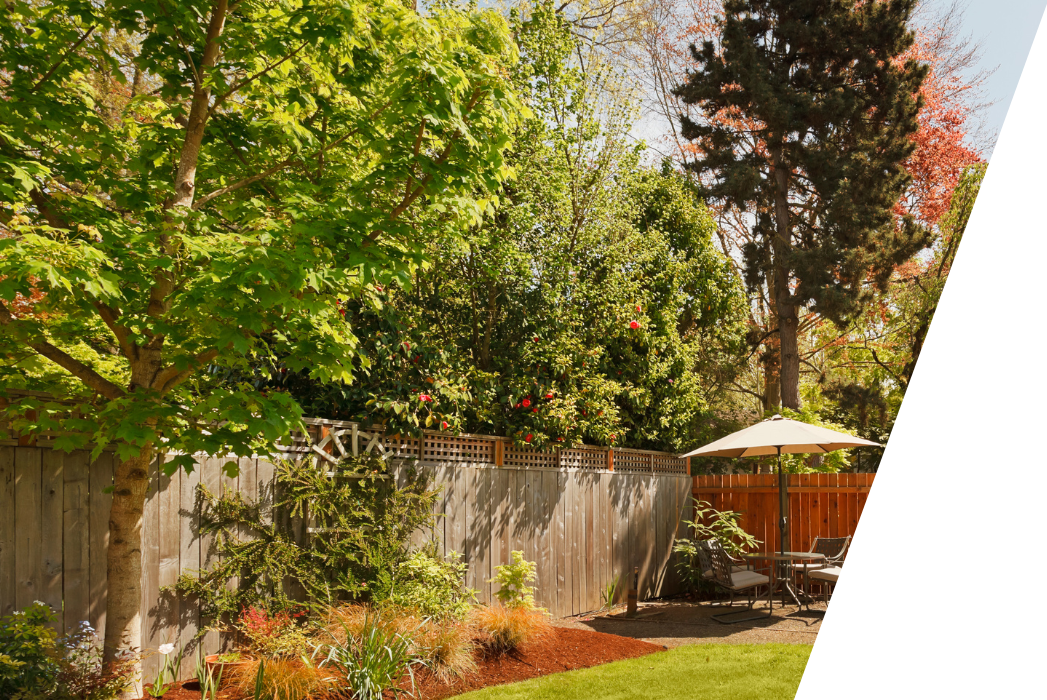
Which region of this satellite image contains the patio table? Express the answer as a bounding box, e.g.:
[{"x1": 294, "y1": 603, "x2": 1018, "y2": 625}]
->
[{"x1": 743, "y1": 552, "x2": 826, "y2": 610}]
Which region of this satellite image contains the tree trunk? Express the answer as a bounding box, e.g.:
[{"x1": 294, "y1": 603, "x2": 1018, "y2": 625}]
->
[
  {"x1": 104, "y1": 447, "x2": 154, "y2": 697},
  {"x1": 771, "y1": 148, "x2": 801, "y2": 410},
  {"x1": 761, "y1": 289, "x2": 781, "y2": 413}
]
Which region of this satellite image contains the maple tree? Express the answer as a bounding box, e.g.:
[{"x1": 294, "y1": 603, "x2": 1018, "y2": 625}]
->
[{"x1": 0, "y1": 0, "x2": 521, "y2": 686}]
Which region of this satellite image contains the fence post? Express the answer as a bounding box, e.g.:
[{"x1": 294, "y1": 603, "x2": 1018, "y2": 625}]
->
[
  {"x1": 607, "y1": 448, "x2": 614, "y2": 472},
  {"x1": 495, "y1": 439, "x2": 504, "y2": 467}
]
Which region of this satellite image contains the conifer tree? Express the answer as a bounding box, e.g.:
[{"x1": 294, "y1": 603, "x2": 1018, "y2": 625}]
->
[{"x1": 674, "y1": 0, "x2": 929, "y2": 408}]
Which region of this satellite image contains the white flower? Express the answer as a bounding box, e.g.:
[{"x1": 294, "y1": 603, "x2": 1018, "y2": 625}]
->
[{"x1": 158, "y1": 643, "x2": 175, "y2": 656}]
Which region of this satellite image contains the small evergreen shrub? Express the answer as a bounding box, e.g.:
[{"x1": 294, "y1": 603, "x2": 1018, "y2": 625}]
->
[
  {"x1": 490, "y1": 551, "x2": 539, "y2": 609},
  {"x1": 389, "y1": 550, "x2": 477, "y2": 620}
]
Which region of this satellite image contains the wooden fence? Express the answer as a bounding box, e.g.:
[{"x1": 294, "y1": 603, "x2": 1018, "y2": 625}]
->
[
  {"x1": 0, "y1": 421, "x2": 691, "y2": 681},
  {"x1": 692, "y1": 473, "x2": 875, "y2": 554}
]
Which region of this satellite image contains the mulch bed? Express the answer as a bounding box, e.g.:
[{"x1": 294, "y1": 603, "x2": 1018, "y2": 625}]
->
[{"x1": 138, "y1": 627, "x2": 664, "y2": 700}]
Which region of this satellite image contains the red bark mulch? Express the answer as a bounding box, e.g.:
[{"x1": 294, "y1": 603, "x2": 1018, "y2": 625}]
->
[{"x1": 138, "y1": 626, "x2": 665, "y2": 700}]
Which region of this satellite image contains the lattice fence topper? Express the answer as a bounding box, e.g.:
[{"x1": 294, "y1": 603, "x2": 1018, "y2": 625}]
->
[
  {"x1": 2, "y1": 398, "x2": 688, "y2": 475},
  {"x1": 274, "y1": 418, "x2": 689, "y2": 476}
]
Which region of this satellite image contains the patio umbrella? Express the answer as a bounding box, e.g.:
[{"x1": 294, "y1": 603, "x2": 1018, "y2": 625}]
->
[{"x1": 679, "y1": 414, "x2": 879, "y2": 555}]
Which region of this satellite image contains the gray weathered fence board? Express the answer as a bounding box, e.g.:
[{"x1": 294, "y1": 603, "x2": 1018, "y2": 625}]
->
[
  {"x1": 0, "y1": 447, "x2": 16, "y2": 616},
  {"x1": 1, "y1": 445, "x2": 690, "y2": 681}
]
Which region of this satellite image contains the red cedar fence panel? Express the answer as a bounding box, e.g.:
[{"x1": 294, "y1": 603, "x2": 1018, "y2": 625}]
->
[{"x1": 692, "y1": 473, "x2": 875, "y2": 554}]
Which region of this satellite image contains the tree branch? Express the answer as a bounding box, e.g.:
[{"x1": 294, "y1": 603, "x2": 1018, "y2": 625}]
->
[
  {"x1": 28, "y1": 188, "x2": 69, "y2": 230},
  {"x1": 154, "y1": 348, "x2": 220, "y2": 394},
  {"x1": 0, "y1": 301, "x2": 126, "y2": 400},
  {"x1": 208, "y1": 40, "x2": 310, "y2": 115},
  {"x1": 192, "y1": 154, "x2": 299, "y2": 210},
  {"x1": 728, "y1": 381, "x2": 766, "y2": 403},
  {"x1": 194, "y1": 100, "x2": 395, "y2": 210},
  {"x1": 382, "y1": 89, "x2": 484, "y2": 228},
  {"x1": 31, "y1": 25, "x2": 96, "y2": 93},
  {"x1": 90, "y1": 301, "x2": 137, "y2": 360}
]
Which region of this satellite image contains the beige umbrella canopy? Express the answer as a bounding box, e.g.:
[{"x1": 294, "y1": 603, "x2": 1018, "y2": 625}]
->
[
  {"x1": 680, "y1": 414, "x2": 879, "y2": 459},
  {"x1": 681, "y1": 414, "x2": 879, "y2": 555}
]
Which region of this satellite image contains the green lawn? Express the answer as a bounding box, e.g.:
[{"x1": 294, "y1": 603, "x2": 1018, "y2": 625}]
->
[{"x1": 451, "y1": 644, "x2": 811, "y2": 700}]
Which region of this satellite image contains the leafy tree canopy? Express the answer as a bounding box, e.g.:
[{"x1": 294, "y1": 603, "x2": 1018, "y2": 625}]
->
[
  {"x1": 265, "y1": 2, "x2": 748, "y2": 452},
  {"x1": 0, "y1": 0, "x2": 523, "y2": 471}
]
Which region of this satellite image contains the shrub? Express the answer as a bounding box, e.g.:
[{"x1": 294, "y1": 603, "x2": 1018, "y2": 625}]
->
[
  {"x1": 673, "y1": 498, "x2": 760, "y2": 594},
  {"x1": 0, "y1": 602, "x2": 62, "y2": 698},
  {"x1": 490, "y1": 551, "x2": 539, "y2": 610},
  {"x1": 471, "y1": 605, "x2": 551, "y2": 654},
  {"x1": 318, "y1": 611, "x2": 422, "y2": 700},
  {"x1": 0, "y1": 605, "x2": 135, "y2": 700},
  {"x1": 389, "y1": 550, "x2": 477, "y2": 620},
  {"x1": 238, "y1": 606, "x2": 313, "y2": 659},
  {"x1": 176, "y1": 455, "x2": 440, "y2": 630},
  {"x1": 230, "y1": 657, "x2": 338, "y2": 700}
]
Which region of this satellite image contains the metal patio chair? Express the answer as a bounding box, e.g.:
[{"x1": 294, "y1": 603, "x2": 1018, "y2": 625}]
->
[
  {"x1": 808, "y1": 565, "x2": 844, "y2": 602},
  {"x1": 789, "y1": 536, "x2": 850, "y2": 581},
  {"x1": 700, "y1": 539, "x2": 772, "y2": 623},
  {"x1": 695, "y1": 539, "x2": 752, "y2": 582},
  {"x1": 795, "y1": 536, "x2": 850, "y2": 600}
]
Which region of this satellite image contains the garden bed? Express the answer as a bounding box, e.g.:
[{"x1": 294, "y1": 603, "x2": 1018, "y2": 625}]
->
[{"x1": 137, "y1": 627, "x2": 664, "y2": 700}]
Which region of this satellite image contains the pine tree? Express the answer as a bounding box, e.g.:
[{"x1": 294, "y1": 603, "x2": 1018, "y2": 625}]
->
[{"x1": 674, "y1": 0, "x2": 929, "y2": 409}]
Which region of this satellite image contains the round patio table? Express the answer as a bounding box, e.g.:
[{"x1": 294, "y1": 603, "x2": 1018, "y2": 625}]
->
[{"x1": 742, "y1": 552, "x2": 826, "y2": 610}]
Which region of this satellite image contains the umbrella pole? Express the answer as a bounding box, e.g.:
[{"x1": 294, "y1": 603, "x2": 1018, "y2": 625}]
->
[{"x1": 777, "y1": 447, "x2": 787, "y2": 556}]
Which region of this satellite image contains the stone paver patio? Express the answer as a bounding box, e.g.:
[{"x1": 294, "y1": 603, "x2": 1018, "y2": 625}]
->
[{"x1": 554, "y1": 599, "x2": 826, "y2": 647}]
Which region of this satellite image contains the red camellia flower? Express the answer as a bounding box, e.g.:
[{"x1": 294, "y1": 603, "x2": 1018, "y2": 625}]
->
[
  {"x1": 533, "y1": 336, "x2": 539, "y2": 343},
  {"x1": 629, "y1": 320, "x2": 639, "y2": 329},
  {"x1": 557, "y1": 437, "x2": 564, "y2": 442},
  {"x1": 610, "y1": 434, "x2": 616, "y2": 441},
  {"x1": 403, "y1": 342, "x2": 411, "y2": 350},
  {"x1": 636, "y1": 304, "x2": 641, "y2": 312},
  {"x1": 532, "y1": 408, "x2": 537, "y2": 413},
  {"x1": 544, "y1": 392, "x2": 553, "y2": 399},
  {"x1": 525, "y1": 433, "x2": 533, "y2": 443},
  {"x1": 419, "y1": 394, "x2": 432, "y2": 402},
  {"x1": 522, "y1": 398, "x2": 531, "y2": 408},
  {"x1": 441, "y1": 421, "x2": 449, "y2": 430}
]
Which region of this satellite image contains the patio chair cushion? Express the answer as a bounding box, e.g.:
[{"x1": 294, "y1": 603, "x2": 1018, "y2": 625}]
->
[
  {"x1": 809, "y1": 566, "x2": 843, "y2": 583},
  {"x1": 727, "y1": 570, "x2": 770, "y2": 590}
]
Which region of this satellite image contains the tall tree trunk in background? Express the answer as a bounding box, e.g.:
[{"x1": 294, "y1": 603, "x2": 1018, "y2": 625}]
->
[
  {"x1": 771, "y1": 150, "x2": 801, "y2": 410},
  {"x1": 761, "y1": 289, "x2": 781, "y2": 413}
]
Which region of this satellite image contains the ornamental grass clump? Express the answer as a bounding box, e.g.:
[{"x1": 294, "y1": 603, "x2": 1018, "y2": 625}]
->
[
  {"x1": 230, "y1": 657, "x2": 338, "y2": 700},
  {"x1": 318, "y1": 609, "x2": 423, "y2": 700},
  {"x1": 413, "y1": 620, "x2": 477, "y2": 681},
  {"x1": 471, "y1": 605, "x2": 551, "y2": 654},
  {"x1": 322, "y1": 605, "x2": 420, "y2": 648}
]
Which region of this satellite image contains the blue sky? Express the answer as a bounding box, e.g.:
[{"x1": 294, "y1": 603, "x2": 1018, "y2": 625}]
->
[{"x1": 943, "y1": 0, "x2": 1047, "y2": 156}]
